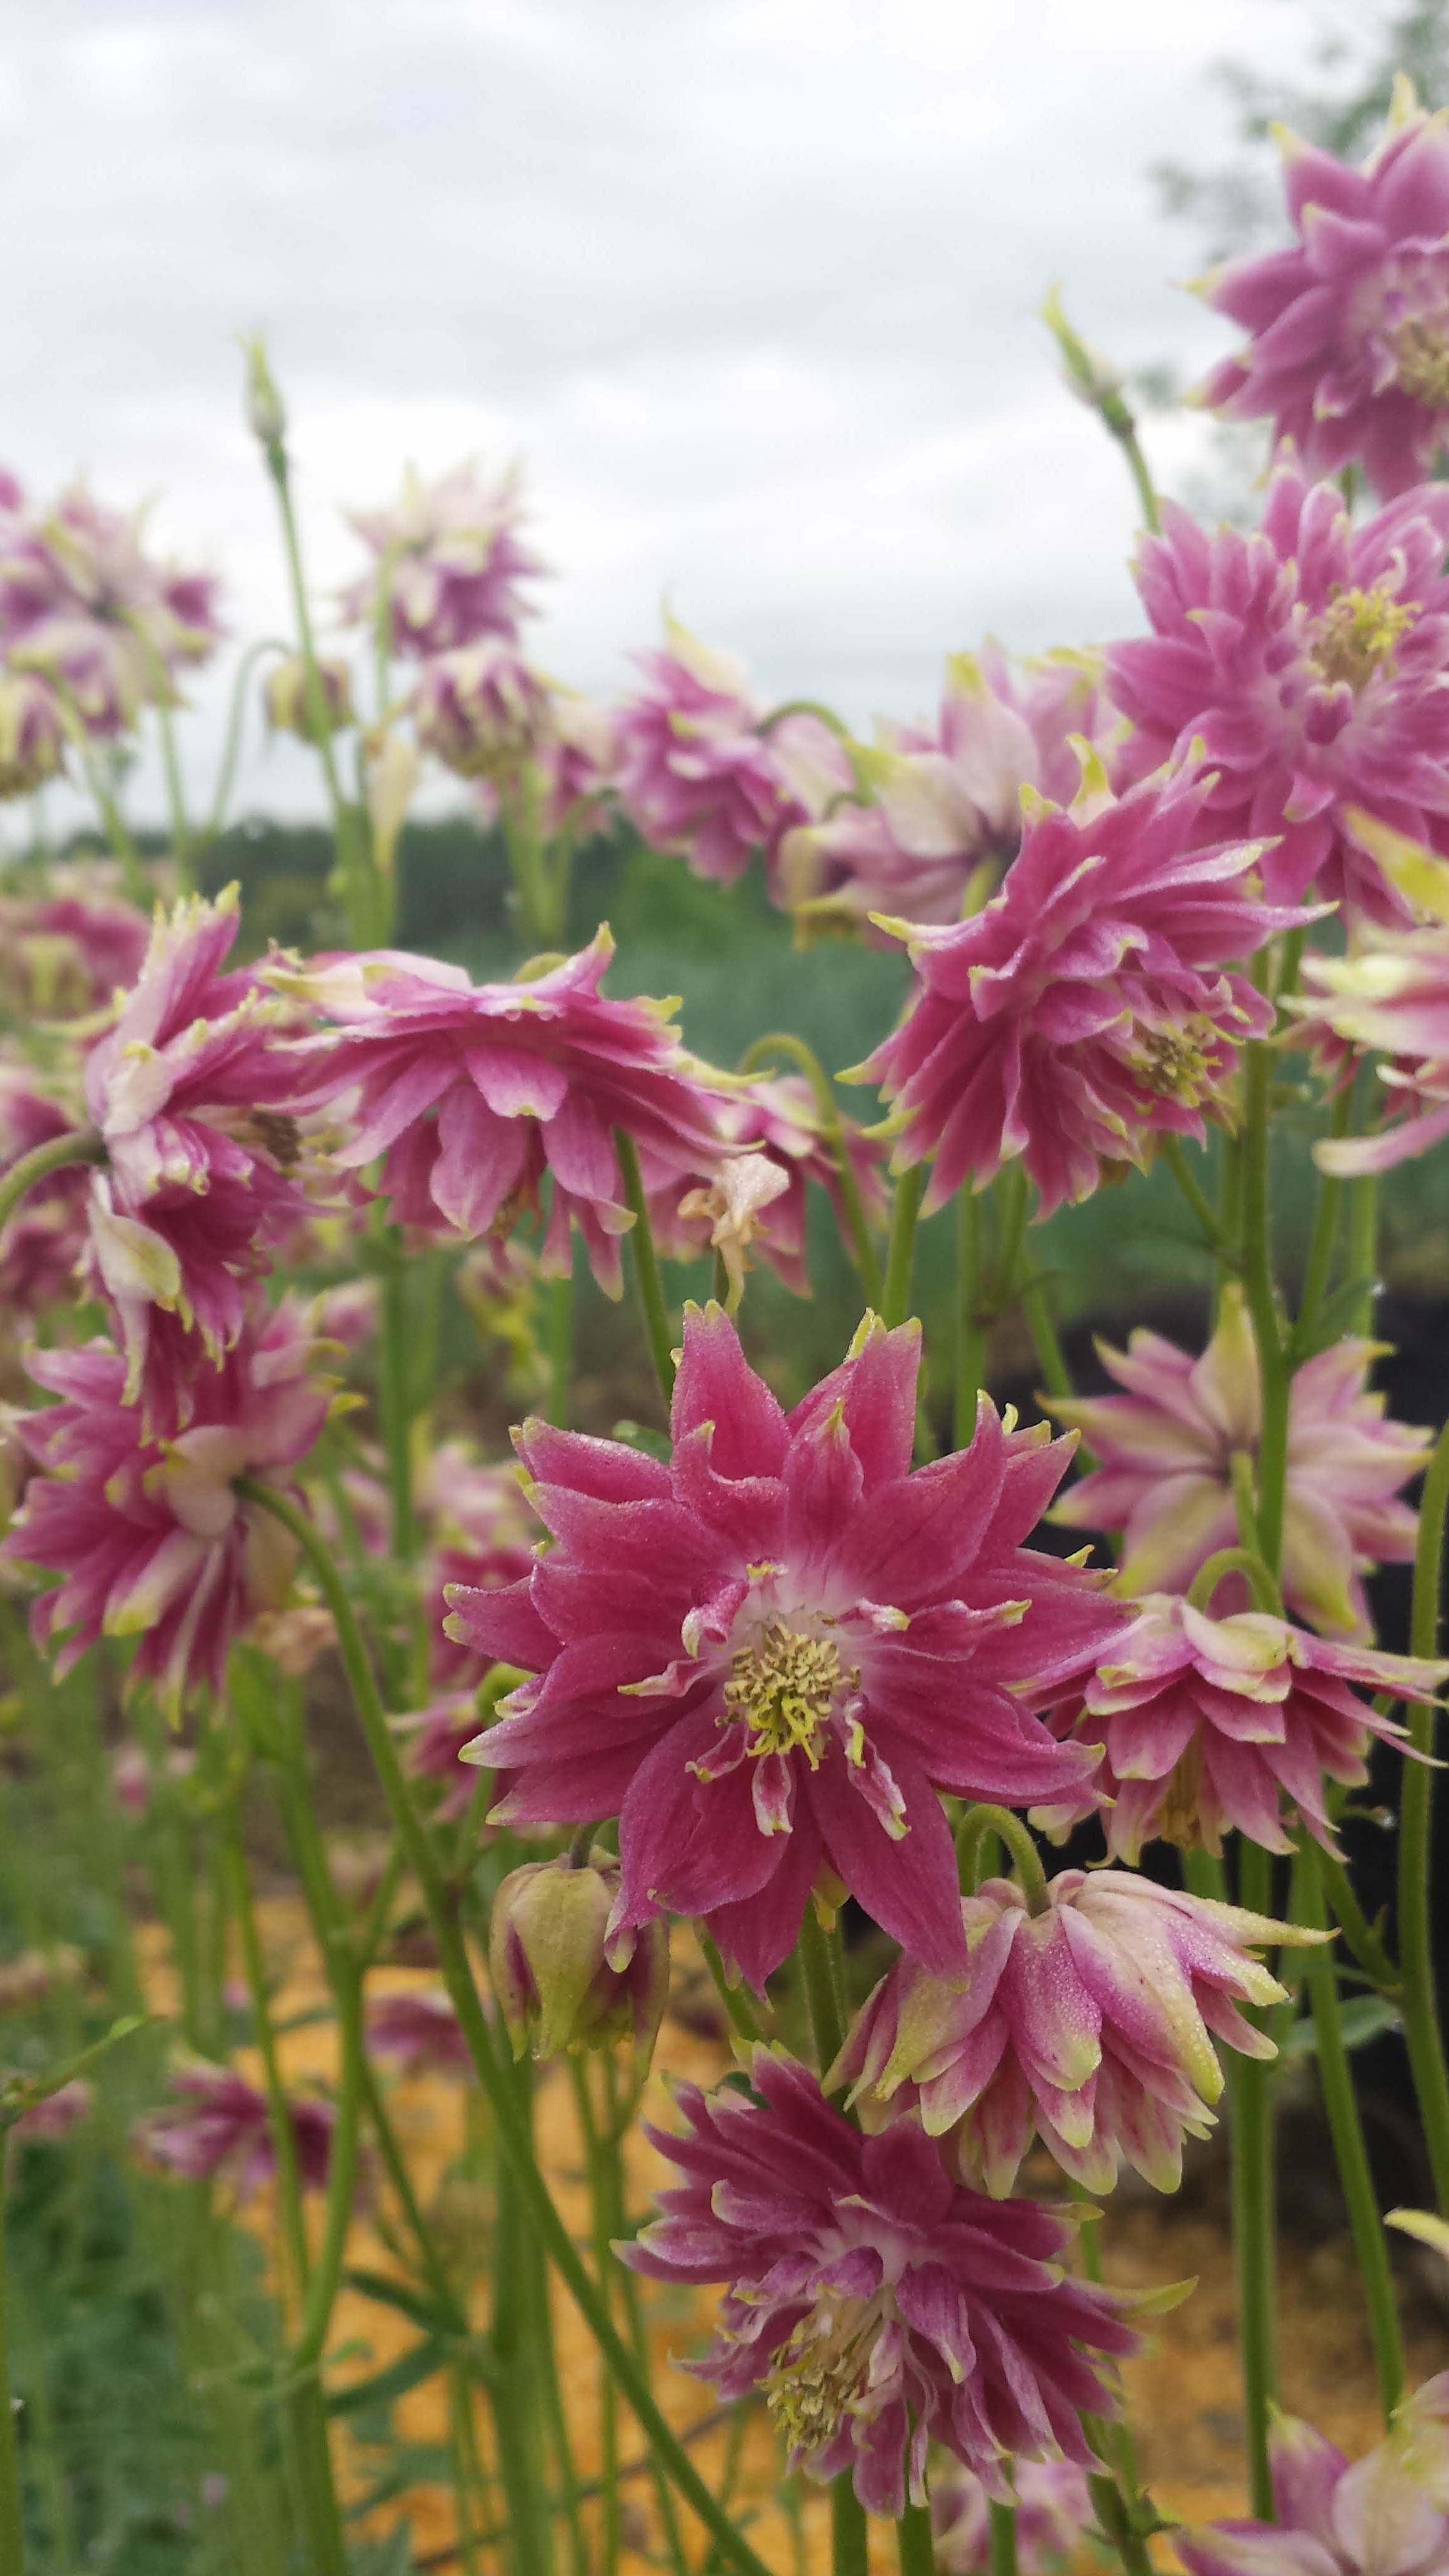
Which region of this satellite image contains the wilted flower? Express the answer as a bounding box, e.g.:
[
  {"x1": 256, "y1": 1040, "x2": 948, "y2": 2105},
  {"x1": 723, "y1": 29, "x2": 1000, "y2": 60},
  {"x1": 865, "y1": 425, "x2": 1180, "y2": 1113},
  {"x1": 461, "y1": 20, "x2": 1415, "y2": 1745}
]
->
[
  {"x1": 451, "y1": 1305, "x2": 1116, "y2": 1989},
  {"x1": 489, "y1": 1850, "x2": 670, "y2": 2069},
  {"x1": 82, "y1": 886, "x2": 322, "y2": 1422},
  {"x1": 857, "y1": 761, "x2": 1302, "y2": 1219},
  {"x1": 0, "y1": 481, "x2": 222, "y2": 736},
  {"x1": 137, "y1": 2061, "x2": 333, "y2": 2197},
  {"x1": 1, "y1": 1297, "x2": 333, "y2": 1715},
  {"x1": 612, "y1": 616, "x2": 849, "y2": 887},
  {"x1": 1196, "y1": 85, "x2": 1449, "y2": 500},
  {"x1": 341, "y1": 459, "x2": 544, "y2": 656},
  {"x1": 779, "y1": 648, "x2": 1115, "y2": 935},
  {"x1": 832, "y1": 1871, "x2": 1317, "y2": 2197},
  {"x1": 930, "y1": 2457, "x2": 1093, "y2": 2576},
  {"x1": 651, "y1": 1071, "x2": 887, "y2": 1304},
  {"x1": 1108, "y1": 466, "x2": 1449, "y2": 919},
  {"x1": 412, "y1": 640, "x2": 550, "y2": 778},
  {"x1": 263, "y1": 652, "x2": 354, "y2": 740},
  {"x1": 366, "y1": 1987, "x2": 471, "y2": 2075},
  {"x1": 1049, "y1": 1284, "x2": 1429, "y2": 1636},
  {"x1": 275, "y1": 925, "x2": 728, "y2": 1295},
  {"x1": 621, "y1": 2049, "x2": 1138, "y2": 2516},
  {"x1": 1176, "y1": 2383, "x2": 1449, "y2": 2576},
  {"x1": 1037, "y1": 1594, "x2": 1447, "y2": 1861},
  {"x1": 0, "y1": 670, "x2": 65, "y2": 798}
]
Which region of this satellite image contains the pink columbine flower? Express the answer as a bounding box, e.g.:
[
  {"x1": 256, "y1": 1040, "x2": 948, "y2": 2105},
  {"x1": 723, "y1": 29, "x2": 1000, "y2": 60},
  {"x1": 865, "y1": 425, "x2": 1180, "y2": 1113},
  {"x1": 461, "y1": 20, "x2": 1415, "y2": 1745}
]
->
[
  {"x1": 612, "y1": 615, "x2": 850, "y2": 888},
  {"x1": 82, "y1": 886, "x2": 321, "y2": 1422},
  {"x1": 930, "y1": 2457, "x2": 1093, "y2": 2576},
  {"x1": 341, "y1": 459, "x2": 544, "y2": 657},
  {"x1": 449, "y1": 1305, "x2": 1118, "y2": 1989},
  {"x1": 366, "y1": 1988, "x2": 471, "y2": 2076},
  {"x1": 1294, "y1": 922, "x2": 1449, "y2": 1176},
  {"x1": 0, "y1": 860, "x2": 150, "y2": 1015},
  {"x1": 137, "y1": 2062, "x2": 333, "y2": 2197},
  {"x1": 1176, "y1": 2384, "x2": 1449, "y2": 2576},
  {"x1": 1196, "y1": 87, "x2": 1449, "y2": 501},
  {"x1": 621, "y1": 2049, "x2": 1138, "y2": 2517},
  {"x1": 539, "y1": 688, "x2": 617, "y2": 837},
  {"x1": 397, "y1": 1692, "x2": 492, "y2": 1820},
  {"x1": 779, "y1": 647, "x2": 1116, "y2": 935},
  {"x1": 12, "y1": 2079, "x2": 93, "y2": 2144},
  {"x1": 275, "y1": 925, "x2": 728, "y2": 1296},
  {"x1": 650, "y1": 1071, "x2": 888, "y2": 1305},
  {"x1": 1, "y1": 1297, "x2": 333, "y2": 1715},
  {"x1": 412, "y1": 640, "x2": 552, "y2": 779},
  {"x1": 0, "y1": 1068, "x2": 90, "y2": 1320},
  {"x1": 832, "y1": 1871, "x2": 1314, "y2": 2197},
  {"x1": 1037, "y1": 1594, "x2": 1447, "y2": 1863},
  {"x1": 422, "y1": 1447, "x2": 538, "y2": 1692},
  {"x1": 856, "y1": 761, "x2": 1304, "y2": 1220},
  {"x1": 0, "y1": 482, "x2": 222, "y2": 736},
  {"x1": 1107, "y1": 466, "x2": 1449, "y2": 920},
  {"x1": 1049, "y1": 1284, "x2": 1429, "y2": 1637},
  {"x1": 263, "y1": 652, "x2": 355, "y2": 741}
]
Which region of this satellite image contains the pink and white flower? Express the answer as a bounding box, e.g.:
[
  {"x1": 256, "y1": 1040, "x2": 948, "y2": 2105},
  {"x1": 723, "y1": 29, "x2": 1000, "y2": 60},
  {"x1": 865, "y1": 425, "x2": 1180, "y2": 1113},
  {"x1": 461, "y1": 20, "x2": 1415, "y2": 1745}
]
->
[
  {"x1": 0, "y1": 1067, "x2": 91, "y2": 1320},
  {"x1": 412, "y1": 640, "x2": 551, "y2": 778},
  {"x1": 620, "y1": 2049, "x2": 1138, "y2": 2517},
  {"x1": 612, "y1": 617, "x2": 850, "y2": 887},
  {"x1": 1037, "y1": 1594, "x2": 1447, "y2": 1861},
  {"x1": 1176, "y1": 2383, "x2": 1449, "y2": 2576},
  {"x1": 0, "y1": 481, "x2": 222, "y2": 737},
  {"x1": 1049, "y1": 1286, "x2": 1429, "y2": 1636},
  {"x1": 275, "y1": 926, "x2": 728, "y2": 1296},
  {"x1": 930, "y1": 2458, "x2": 1093, "y2": 2576},
  {"x1": 0, "y1": 860, "x2": 149, "y2": 1015},
  {"x1": 137, "y1": 2061, "x2": 333, "y2": 2197},
  {"x1": 1196, "y1": 89, "x2": 1449, "y2": 500},
  {"x1": 1, "y1": 1297, "x2": 333, "y2": 1715},
  {"x1": 857, "y1": 761, "x2": 1303, "y2": 1219},
  {"x1": 341, "y1": 459, "x2": 544, "y2": 656},
  {"x1": 366, "y1": 1988, "x2": 471, "y2": 2076},
  {"x1": 650, "y1": 1071, "x2": 887, "y2": 1304},
  {"x1": 832, "y1": 1870, "x2": 1314, "y2": 2196},
  {"x1": 1294, "y1": 915, "x2": 1449, "y2": 1177},
  {"x1": 450, "y1": 1305, "x2": 1117, "y2": 1989},
  {"x1": 1108, "y1": 466, "x2": 1449, "y2": 919}
]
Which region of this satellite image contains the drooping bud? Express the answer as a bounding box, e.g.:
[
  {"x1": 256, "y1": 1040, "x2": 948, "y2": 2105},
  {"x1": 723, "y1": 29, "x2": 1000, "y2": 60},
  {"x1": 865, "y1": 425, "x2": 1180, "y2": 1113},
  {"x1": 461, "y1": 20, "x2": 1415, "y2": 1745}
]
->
[
  {"x1": 263, "y1": 652, "x2": 354, "y2": 741},
  {"x1": 489, "y1": 1848, "x2": 668, "y2": 2071},
  {"x1": 241, "y1": 335, "x2": 287, "y2": 454}
]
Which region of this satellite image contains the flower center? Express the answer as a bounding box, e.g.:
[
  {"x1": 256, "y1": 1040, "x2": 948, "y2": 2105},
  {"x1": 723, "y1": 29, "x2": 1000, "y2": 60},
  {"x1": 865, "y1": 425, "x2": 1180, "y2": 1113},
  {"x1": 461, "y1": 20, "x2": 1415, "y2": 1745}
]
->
[
  {"x1": 1307, "y1": 585, "x2": 1417, "y2": 691},
  {"x1": 761, "y1": 2295, "x2": 879, "y2": 2451},
  {"x1": 1126, "y1": 1018, "x2": 1219, "y2": 1106},
  {"x1": 723, "y1": 1621, "x2": 849, "y2": 1768},
  {"x1": 1158, "y1": 1734, "x2": 1208, "y2": 1850},
  {"x1": 1393, "y1": 316, "x2": 1449, "y2": 408}
]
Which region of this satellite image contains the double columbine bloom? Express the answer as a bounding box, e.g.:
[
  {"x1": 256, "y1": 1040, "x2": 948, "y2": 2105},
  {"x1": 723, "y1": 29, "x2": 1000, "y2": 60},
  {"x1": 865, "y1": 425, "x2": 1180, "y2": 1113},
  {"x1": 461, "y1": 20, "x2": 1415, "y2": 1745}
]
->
[
  {"x1": 1048, "y1": 1284, "x2": 1429, "y2": 1636},
  {"x1": 832, "y1": 1871, "x2": 1317, "y2": 2196},
  {"x1": 340, "y1": 457, "x2": 544, "y2": 657},
  {"x1": 451, "y1": 1305, "x2": 1116, "y2": 1989},
  {"x1": 1107, "y1": 466, "x2": 1449, "y2": 921},
  {"x1": 1037, "y1": 1595, "x2": 1448, "y2": 1862},
  {"x1": 622, "y1": 2049, "x2": 1139, "y2": 2517},
  {"x1": 857, "y1": 759, "x2": 1307, "y2": 1217},
  {"x1": 1196, "y1": 82, "x2": 1449, "y2": 500},
  {"x1": 275, "y1": 925, "x2": 727, "y2": 1294},
  {"x1": 0, "y1": 477, "x2": 221, "y2": 739}
]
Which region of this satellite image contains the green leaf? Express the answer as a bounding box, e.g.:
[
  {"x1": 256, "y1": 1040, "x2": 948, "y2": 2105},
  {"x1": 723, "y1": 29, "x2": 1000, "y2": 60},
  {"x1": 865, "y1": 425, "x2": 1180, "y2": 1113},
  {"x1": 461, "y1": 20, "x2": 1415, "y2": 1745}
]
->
[
  {"x1": 343, "y1": 2265, "x2": 464, "y2": 2338},
  {"x1": 1284, "y1": 1994, "x2": 1402, "y2": 2059},
  {"x1": 611, "y1": 1418, "x2": 673, "y2": 1462},
  {"x1": 325, "y1": 2334, "x2": 449, "y2": 2417}
]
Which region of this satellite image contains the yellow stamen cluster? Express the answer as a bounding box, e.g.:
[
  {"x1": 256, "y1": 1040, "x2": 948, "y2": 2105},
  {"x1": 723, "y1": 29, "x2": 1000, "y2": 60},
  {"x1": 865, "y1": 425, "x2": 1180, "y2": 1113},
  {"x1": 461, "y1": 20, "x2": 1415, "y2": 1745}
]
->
[
  {"x1": 1393, "y1": 317, "x2": 1449, "y2": 409},
  {"x1": 1308, "y1": 585, "x2": 1418, "y2": 691},
  {"x1": 723, "y1": 1622, "x2": 851, "y2": 1768},
  {"x1": 761, "y1": 2300, "x2": 877, "y2": 2449},
  {"x1": 1127, "y1": 1020, "x2": 1219, "y2": 1106}
]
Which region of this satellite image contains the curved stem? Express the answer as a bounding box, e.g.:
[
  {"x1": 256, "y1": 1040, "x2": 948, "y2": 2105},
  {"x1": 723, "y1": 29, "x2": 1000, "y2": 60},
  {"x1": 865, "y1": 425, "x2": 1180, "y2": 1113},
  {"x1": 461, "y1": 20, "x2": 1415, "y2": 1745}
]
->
[
  {"x1": 739, "y1": 1032, "x2": 883, "y2": 1307},
  {"x1": 1317, "y1": 1847, "x2": 1398, "y2": 1993},
  {"x1": 1297, "y1": 1840, "x2": 1404, "y2": 2421},
  {"x1": 0, "y1": 1128, "x2": 103, "y2": 1239},
  {"x1": 1240, "y1": 1041, "x2": 1290, "y2": 1575},
  {"x1": 201, "y1": 640, "x2": 288, "y2": 846},
  {"x1": 882, "y1": 1163, "x2": 927, "y2": 1329},
  {"x1": 615, "y1": 1130, "x2": 676, "y2": 1410},
  {"x1": 1160, "y1": 1136, "x2": 1231, "y2": 1254},
  {"x1": 47, "y1": 679, "x2": 149, "y2": 900},
  {"x1": 1231, "y1": 1837, "x2": 1278, "y2": 2519},
  {"x1": 233, "y1": 1478, "x2": 774, "y2": 2576},
  {"x1": 955, "y1": 1805, "x2": 1050, "y2": 1914},
  {"x1": 1186, "y1": 1547, "x2": 1283, "y2": 1619},
  {"x1": 1399, "y1": 1418, "x2": 1449, "y2": 2212},
  {"x1": 698, "y1": 1932, "x2": 768, "y2": 2046}
]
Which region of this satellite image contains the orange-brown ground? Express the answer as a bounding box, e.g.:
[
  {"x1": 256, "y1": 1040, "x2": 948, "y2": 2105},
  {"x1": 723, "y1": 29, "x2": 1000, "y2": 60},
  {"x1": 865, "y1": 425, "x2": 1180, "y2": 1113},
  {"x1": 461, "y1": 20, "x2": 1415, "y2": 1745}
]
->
[{"x1": 140, "y1": 1903, "x2": 1448, "y2": 2572}]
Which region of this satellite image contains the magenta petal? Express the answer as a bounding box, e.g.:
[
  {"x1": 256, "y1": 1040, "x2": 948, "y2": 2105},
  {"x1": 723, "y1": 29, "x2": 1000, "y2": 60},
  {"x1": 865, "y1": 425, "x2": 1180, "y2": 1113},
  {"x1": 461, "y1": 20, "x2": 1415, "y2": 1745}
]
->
[
  {"x1": 671, "y1": 1304, "x2": 788, "y2": 1479},
  {"x1": 808, "y1": 1747, "x2": 966, "y2": 1974}
]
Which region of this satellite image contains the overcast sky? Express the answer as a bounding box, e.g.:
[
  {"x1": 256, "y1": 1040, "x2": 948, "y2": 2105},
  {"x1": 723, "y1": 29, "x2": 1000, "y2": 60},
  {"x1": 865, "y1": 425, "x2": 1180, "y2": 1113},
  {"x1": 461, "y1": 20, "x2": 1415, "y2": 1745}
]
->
[{"x1": 2, "y1": 0, "x2": 1317, "y2": 825}]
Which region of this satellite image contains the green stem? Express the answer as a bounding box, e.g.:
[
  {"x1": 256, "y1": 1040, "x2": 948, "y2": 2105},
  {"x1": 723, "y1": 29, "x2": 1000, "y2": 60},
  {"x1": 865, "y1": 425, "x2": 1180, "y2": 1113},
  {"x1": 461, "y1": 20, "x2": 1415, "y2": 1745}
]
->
[
  {"x1": 235, "y1": 1478, "x2": 776, "y2": 2576},
  {"x1": 571, "y1": 2063, "x2": 620, "y2": 2576},
  {"x1": 831, "y1": 2474, "x2": 871, "y2": 2576},
  {"x1": 882, "y1": 1163, "x2": 928, "y2": 1328},
  {"x1": 1160, "y1": 1135, "x2": 1231, "y2": 1254},
  {"x1": 1317, "y1": 1848, "x2": 1398, "y2": 1992},
  {"x1": 47, "y1": 679, "x2": 149, "y2": 900},
  {"x1": 262, "y1": 449, "x2": 349, "y2": 831},
  {"x1": 490, "y1": 2063, "x2": 555, "y2": 2576},
  {"x1": 739, "y1": 1032, "x2": 884, "y2": 1307},
  {"x1": 600, "y1": 2050, "x2": 688, "y2": 2576},
  {"x1": 798, "y1": 1905, "x2": 847, "y2": 2074},
  {"x1": 1290, "y1": 1086, "x2": 1355, "y2": 1359},
  {"x1": 1088, "y1": 2469, "x2": 1155, "y2": 2576},
  {"x1": 0, "y1": 2153, "x2": 26, "y2": 2575},
  {"x1": 1297, "y1": 1841, "x2": 1403, "y2": 2420},
  {"x1": 1399, "y1": 1418, "x2": 1449, "y2": 2212},
  {"x1": 1239, "y1": 1040, "x2": 1290, "y2": 1575},
  {"x1": 226, "y1": 1811, "x2": 311, "y2": 2303},
  {"x1": 698, "y1": 1931, "x2": 768, "y2": 2044},
  {"x1": 201, "y1": 640, "x2": 286, "y2": 846},
  {"x1": 1231, "y1": 1836, "x2": 1277, "y2": 2518},
  {"x1": 0, "y1": 1126, "x2": 104, "y2": 1240},
  {"x1": 1346, "y1": 1170, "x2": 1378, "y2": 1339},
  {"x1": 954, "y1": 1183, "x2": 988, "y2": 1445},
  {"x1": 987, "y1": 2501, "x2": 1018, "y2": 2576},
  {"x1": 546, "y1": 1256, "x2": 575, "y2": 1430},
  {"x1": 955, "y1": 1805, "x2": 1050, "y2": 1913},
  {"x1": 897, "y1": 2499, "x2": 937, "y2": 2576},
  {"x1": 378, "y1": 1249, "x2": 417, "y2": 1562},
  {"x1": 1186, "y1": 1546, "x2": 1282, "y2": 1618},
  {"x1": 615, "y1": 1129, "x2": 676, "y2": 1410},
  {"x1": 1019, "y1": 1274, "x2": 1072, "y2": 1403}
]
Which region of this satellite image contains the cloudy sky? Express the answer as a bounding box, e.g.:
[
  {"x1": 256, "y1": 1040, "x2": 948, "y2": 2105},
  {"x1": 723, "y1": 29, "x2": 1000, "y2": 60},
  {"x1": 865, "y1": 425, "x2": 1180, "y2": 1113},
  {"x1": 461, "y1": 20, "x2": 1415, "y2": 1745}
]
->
[{"x1": 3, "y1": 0, "x2": 1317, "y2": 824}]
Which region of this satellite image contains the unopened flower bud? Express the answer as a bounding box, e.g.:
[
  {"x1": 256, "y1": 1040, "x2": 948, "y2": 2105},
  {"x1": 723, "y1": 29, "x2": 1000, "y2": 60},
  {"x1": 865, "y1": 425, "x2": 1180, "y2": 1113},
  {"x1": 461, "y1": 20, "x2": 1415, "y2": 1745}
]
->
[
  {"x1": 0, "y1": 671, "x2": 66, "y2": 798},
  {"x1": 489, "y1": 1850, "x2": 668, "y2": 2071},
  {"x1": 263, "y1": 653, "x2": 354, "y2": 741},
  {"x1": 241, "y1": 336, "x2": 287, "y2": 452}
]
